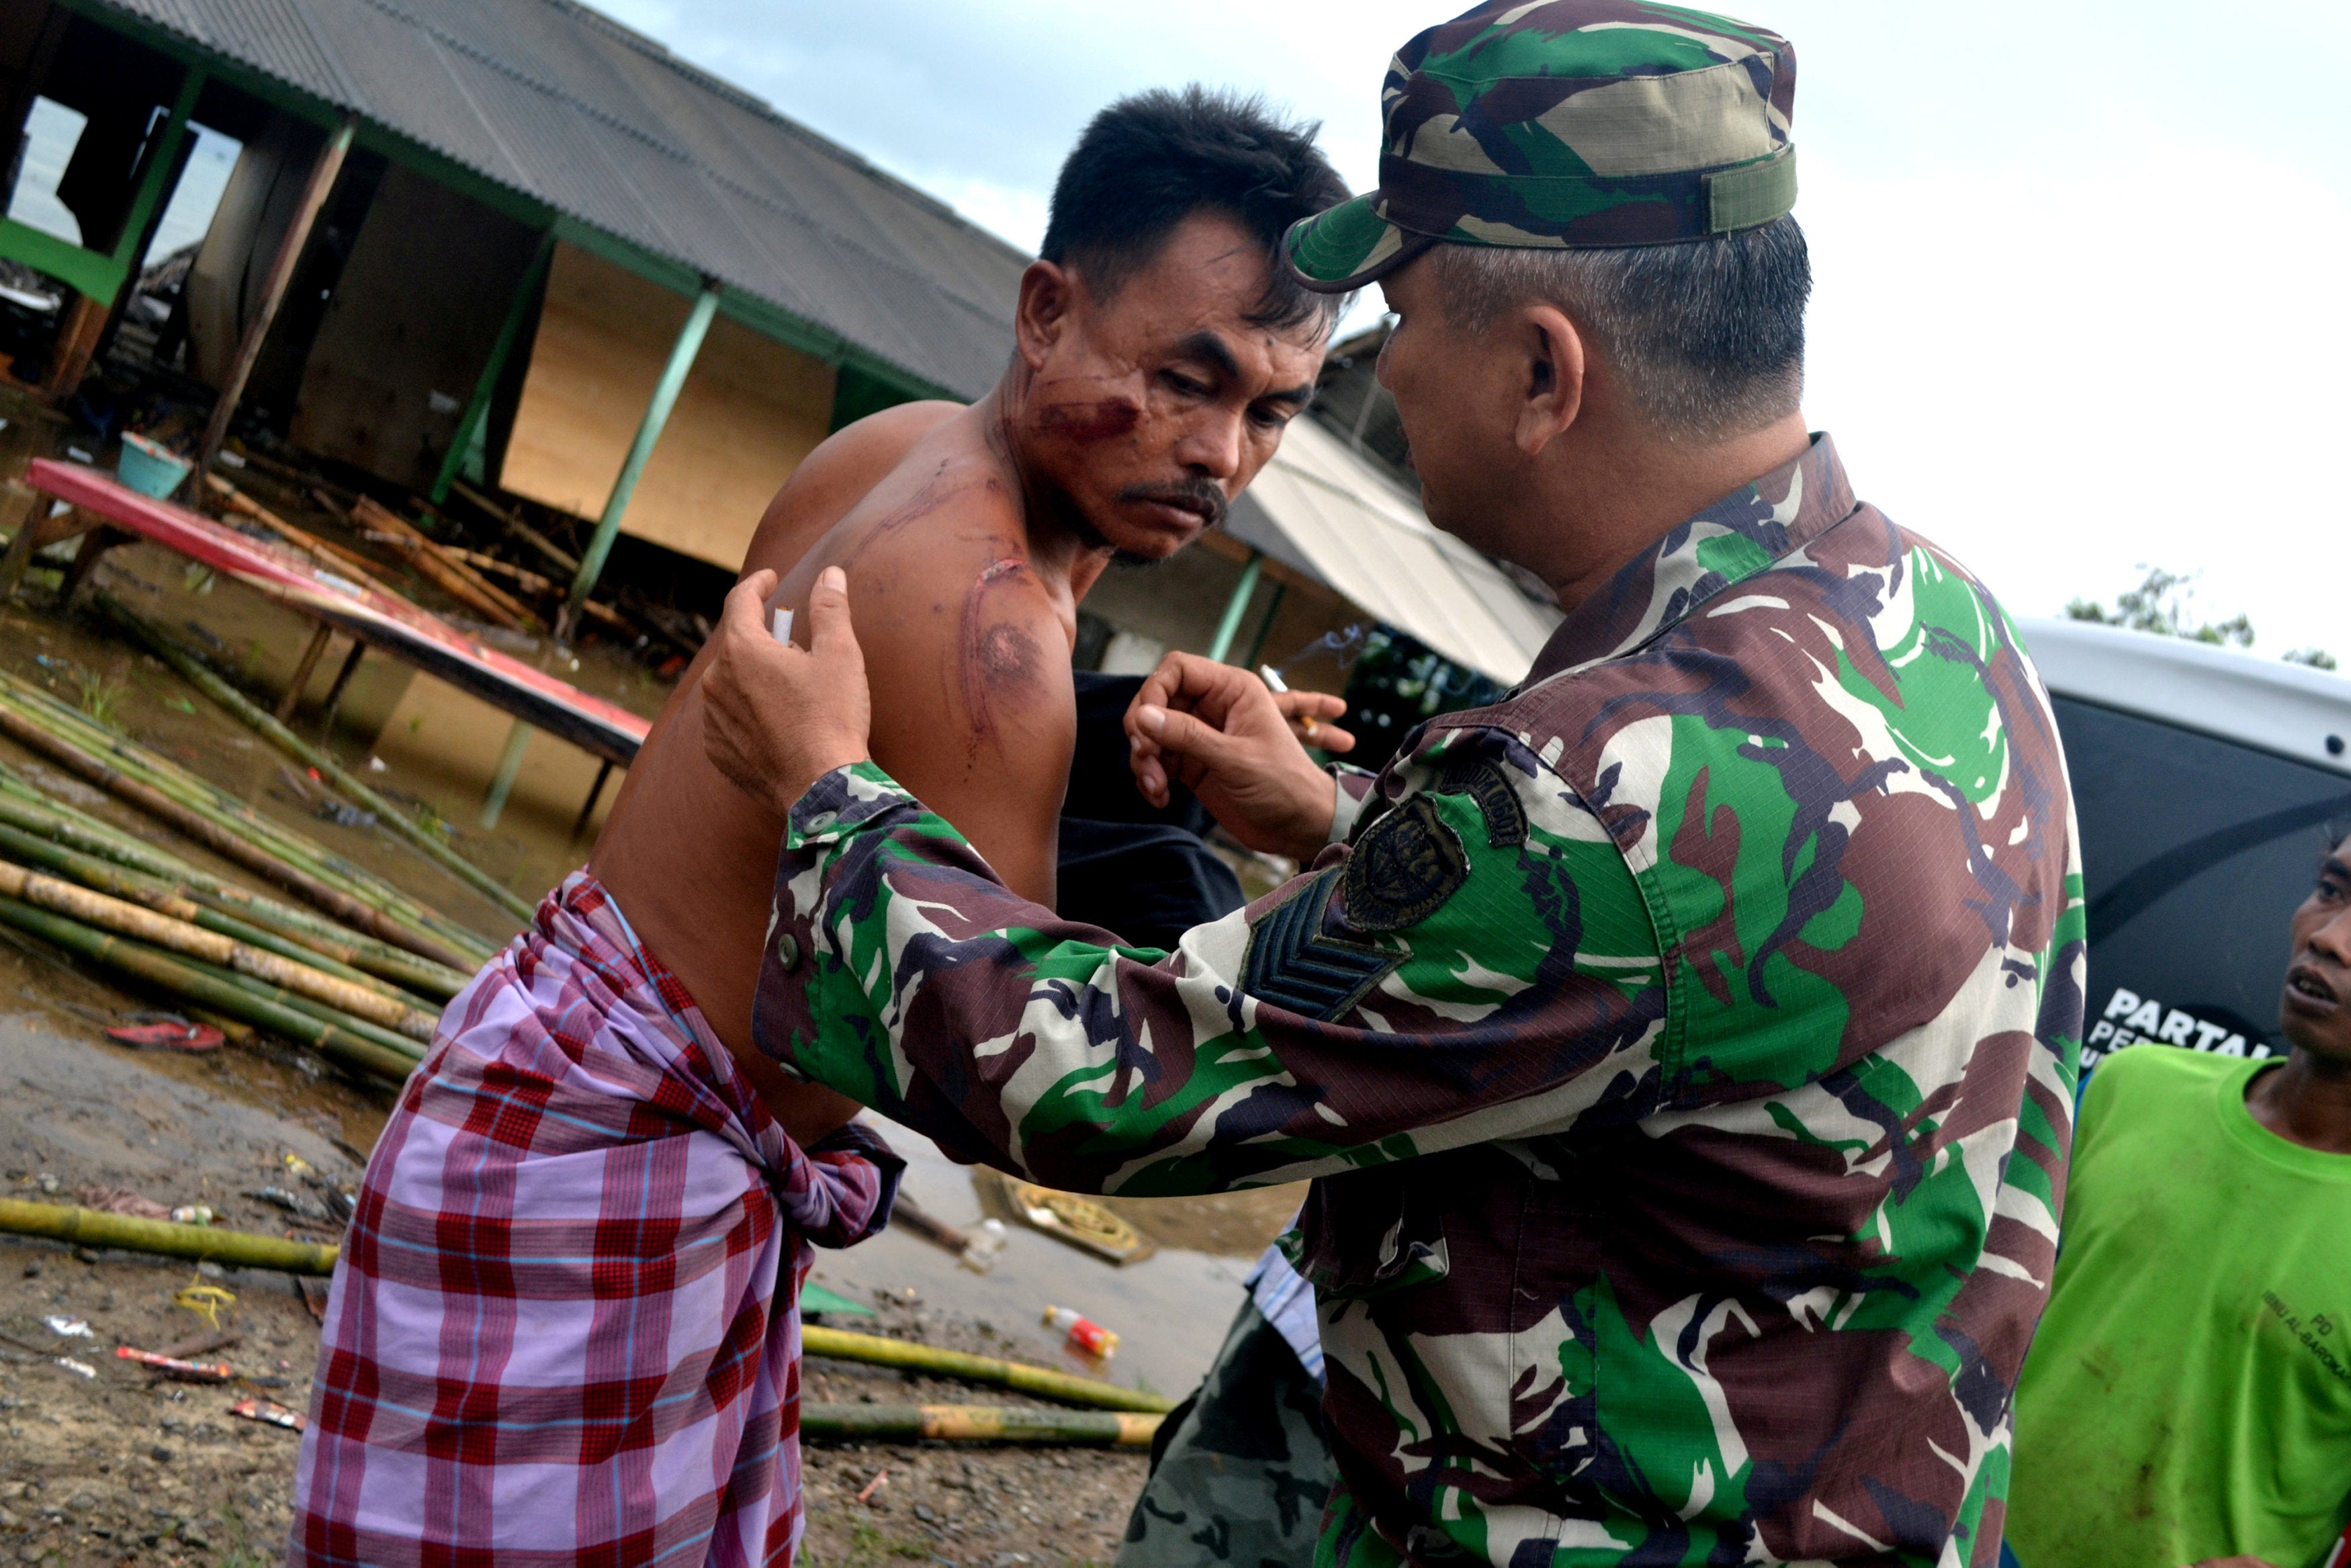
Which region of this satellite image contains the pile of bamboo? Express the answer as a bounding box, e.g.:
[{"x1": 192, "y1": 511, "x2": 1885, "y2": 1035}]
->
[
  {"x1": 0, "y1": 668, "x2": 490, "y2": 1085},
  {"x1": 96, "y1": 592, "x2": 537, "y2": 922}
]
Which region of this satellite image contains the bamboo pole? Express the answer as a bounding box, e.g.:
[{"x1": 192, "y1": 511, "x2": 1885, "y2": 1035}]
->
[
  {"x1": 0, "y1": 1199, "x2": 337, "y2": 1275},
  {"x1": 0, "y1": 668, "x2": 480, "y2": 948},
  {"x1": 0, "y1": 774, "x2": 471, "y2": 998},
  {"x1": 0, "y1": 820, "x2": 433, "y2": 1011},
  {"x1": 206, "y1": 476, "x2": 391, "y2": 594},
  {"x1": 96, "y1": 594, "x2": 539, "y2": 925},
  {"x1": 0, "y1": 696, "x2": 473, "y2": 969},
  {"x1": 190, "y1": 962, "x2": 424, "y2": 1061},
  {"x1": 353, "y1": 495, "x2": 539, "y2": 633},
  {"x1": 799, "y1": 1403, "x2": 1161, "y2": 1448},
  {"x1": 0, "y1": 674, "x2": 496, "y2": 967},
  {"x1": 190, "y1": 890, "x2": 470, "y2": 1001},
  {"x1": 0, "y1": 859, "x2": 436, "y2": 1039},
  {"x1": 0, "y1": 678, "x2": 442, "y2": 918},
  {"x1": 0, "y1": 893, "x2": 415, "y2": 1082},
  {"x1": 800, "y1": 1326, "x2": 1175, "y2": 1414}
]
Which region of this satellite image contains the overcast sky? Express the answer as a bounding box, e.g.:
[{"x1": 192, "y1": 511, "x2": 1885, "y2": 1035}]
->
[{"x1": 601, "y1": 0, "x2": 2351, "y2": 661}]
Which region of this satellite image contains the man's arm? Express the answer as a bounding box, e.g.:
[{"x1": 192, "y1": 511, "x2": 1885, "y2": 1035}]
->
[{"x1": 705, "y1": 573, "x2": 1666, "y2": 1194}]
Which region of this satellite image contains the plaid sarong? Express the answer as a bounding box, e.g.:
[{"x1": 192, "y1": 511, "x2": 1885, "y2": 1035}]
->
[{"x1": 290, "y1": 872, "x2": 900, "y2": 1567}]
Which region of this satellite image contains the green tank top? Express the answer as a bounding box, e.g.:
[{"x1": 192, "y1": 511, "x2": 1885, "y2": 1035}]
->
[{"x1": 2007, "y1": 1046, "x2": 2351, "y2": 1567}]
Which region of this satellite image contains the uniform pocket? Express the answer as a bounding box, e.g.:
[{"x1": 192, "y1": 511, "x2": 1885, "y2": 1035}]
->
[{"x1": 1282, "y1": 1162, "x2": 1451, "y2": 1301}]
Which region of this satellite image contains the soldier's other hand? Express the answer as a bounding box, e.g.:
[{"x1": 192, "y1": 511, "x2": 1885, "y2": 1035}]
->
[
  {"x1": 1271, "y1": 688, "x2": 1356, "y2": 754},
  {"x1": 702, "y1": 567, "x2": 871, "y2": 819},
  {"x1": 1126, "y1": 652, "x2": 1337, "y2": 862}
]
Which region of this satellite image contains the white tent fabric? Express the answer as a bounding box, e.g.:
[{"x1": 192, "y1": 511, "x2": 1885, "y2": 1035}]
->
[{"x1": 1227, "y1": 415, "x2": 1562, "y2": 686}]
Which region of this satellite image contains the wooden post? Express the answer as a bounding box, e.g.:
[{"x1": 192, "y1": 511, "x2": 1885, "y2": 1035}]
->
[
  {"x1": 42, "y1": 293, "x2": 111, "y2": 398},
  {"x1": 317, "y1": 640, "x2": 365, "y2": 735},
  {"x1": 185, "y1": 113, "x2": 357, "y2": 498},
  {"x1": 57, "y1": 525, "x2": 132, "y2": 606},
  {"x1": 1206, "y1": 550, "x2": 1263, "y2": 663},
  {"x1": 430, "y1": 232, "x2": 553, "y2": 506},
  {"x1": 275, "y1": 623, "x2": 333, "y2": 722},
  {"x1": 570, "y1": 759, "x2": 614, "y2": 844},
  {"x1": 558, "y1": 281, "x2": 720, "y2": 639}
]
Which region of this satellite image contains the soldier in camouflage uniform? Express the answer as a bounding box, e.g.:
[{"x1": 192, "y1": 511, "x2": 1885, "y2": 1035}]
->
[{"x1": 700, "y1": 5, "x2": 2086, "y2": 1563}]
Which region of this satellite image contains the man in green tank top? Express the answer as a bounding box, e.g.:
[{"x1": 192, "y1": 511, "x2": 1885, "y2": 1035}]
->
[{"x1": 2007, "y1": 827, "x2": 2351, "y2": 1568}]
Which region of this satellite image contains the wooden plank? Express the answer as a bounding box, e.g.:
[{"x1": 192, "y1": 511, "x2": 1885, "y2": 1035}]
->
[
  {"x1": 289, "y1": 163, "x2": 541, "y2": 495},
  {"x1": 500, "y1": 242, "x2": 834, "y2": 570}
]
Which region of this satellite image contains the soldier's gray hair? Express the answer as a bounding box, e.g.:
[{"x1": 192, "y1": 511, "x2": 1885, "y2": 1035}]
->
[{"x1": 1429, "y1": 216, "x2": 1811, "y2": 443}]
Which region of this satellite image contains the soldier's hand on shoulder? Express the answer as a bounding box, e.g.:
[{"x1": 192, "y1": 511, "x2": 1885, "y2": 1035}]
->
[
  {"x1": 702, "y1": 566, "x2": 873, "y2": 819},
  {"x1": 1124, "y1": 651, "x2": 1341, "y2": 862}
]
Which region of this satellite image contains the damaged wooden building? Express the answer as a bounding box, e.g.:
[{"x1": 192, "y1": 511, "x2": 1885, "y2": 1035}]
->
[{"x1": 0, "y1": 0, "x2": 1561, "y2": 832}]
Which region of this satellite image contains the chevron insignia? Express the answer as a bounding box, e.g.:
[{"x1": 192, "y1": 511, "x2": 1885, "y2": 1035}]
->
[{"x1": 1241, "y1": 870, "x2": 1399, "y2": 1022}]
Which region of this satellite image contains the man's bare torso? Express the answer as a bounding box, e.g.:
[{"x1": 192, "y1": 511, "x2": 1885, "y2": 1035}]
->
[{"x1": 592, "y1": 400, "x2": 1094, "y2": 1142}]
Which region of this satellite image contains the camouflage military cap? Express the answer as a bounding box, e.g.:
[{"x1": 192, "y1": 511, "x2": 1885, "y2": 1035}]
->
[{"x1": 1286, "y1": 0, "x2": 1798, "y2": 291}]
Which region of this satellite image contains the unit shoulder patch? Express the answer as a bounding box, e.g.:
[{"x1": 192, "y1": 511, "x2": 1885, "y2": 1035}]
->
[
  {"x1": 1343, "y1": 793, "x2": 1469, "y2": 933},
  {"x1": 1437, "y1": 753, "x2": 1528, "y2": 849}
]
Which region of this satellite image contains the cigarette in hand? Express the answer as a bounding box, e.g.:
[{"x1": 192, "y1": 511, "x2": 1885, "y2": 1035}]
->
[{"x1": 1261, "y1": 665, "x2": 1317, "y2": 738}]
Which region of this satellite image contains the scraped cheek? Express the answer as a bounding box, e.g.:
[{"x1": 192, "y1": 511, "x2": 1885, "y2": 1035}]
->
[{"x1": 1036, "y1": 398, "x2": 1143, "y2": 441}]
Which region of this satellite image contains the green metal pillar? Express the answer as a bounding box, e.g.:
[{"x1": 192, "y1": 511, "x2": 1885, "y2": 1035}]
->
[
  {"x1": 0, "y1": 68, "x2": 204, "y2": 308},
  {"x1": 431, "y1": 232, "x2": 553, "y2": 506},
  {"x1": 560, "y1": 280, "x2": 721, "y2": 635},
  {"x1": 1242, "y1": 583, "x2": 1288, "y2": 672},
  {"x1": 1206, "y1": 550, "x2": 1263, "y2": 663},
  {"x1": 109, "y1": 69, "x2": 207, "y2": 291},
  {"x1": 479, "y1": 718, "x2": 532, "y2": 829}
]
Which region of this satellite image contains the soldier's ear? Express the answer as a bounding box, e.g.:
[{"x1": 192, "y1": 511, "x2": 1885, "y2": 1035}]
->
[
  {"x1": 1015, "y1": 259, "x2": 1079, "y2": 371},
  {"x1": 1515, "y1": 303, "x2": 1585, "y2": 457}
]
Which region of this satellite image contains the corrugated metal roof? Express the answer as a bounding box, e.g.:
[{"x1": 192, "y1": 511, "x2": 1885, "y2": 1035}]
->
[
  {"x1": 1229, "y1": 416, "x2": 1562, "y2": 685},
  {"x1": 91, "y1": 0, "x2": 1030, "y2": 399}
]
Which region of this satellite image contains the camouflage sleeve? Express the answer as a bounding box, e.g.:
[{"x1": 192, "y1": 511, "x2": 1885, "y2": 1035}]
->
[
  {"x1": 752, "y1": 737, "x2": 1667, "y2": 1196},
  {"x1": 1326, "y1": 762, "x2": 1379, "y2": 845}
]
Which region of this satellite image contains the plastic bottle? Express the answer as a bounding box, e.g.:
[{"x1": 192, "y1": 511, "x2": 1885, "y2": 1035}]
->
[{"x1": 1042, "y1": 1304, "x2": 1118, "y2": 1361}]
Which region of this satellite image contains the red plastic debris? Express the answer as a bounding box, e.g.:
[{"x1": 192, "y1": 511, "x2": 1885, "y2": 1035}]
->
[
  {"x1": 116, "y1": 1346, "x2": 233, "y2": 1383},
  {"x1": 105, "y1": 1019, "x2": 224, "y2": 1052},
  {"x1": 229, "y1": 1397, "x2": 304, "y2": 1431}
]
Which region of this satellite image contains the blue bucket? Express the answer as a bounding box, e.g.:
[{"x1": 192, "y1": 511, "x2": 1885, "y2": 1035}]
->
[{"x1": 117, "y1": 432, "x2": 191, "y2": 499}]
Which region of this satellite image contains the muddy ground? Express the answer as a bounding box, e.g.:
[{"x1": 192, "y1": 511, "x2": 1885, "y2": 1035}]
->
[
  {"x1": 0, "y1": 404, "x2": 1299, "y2": 1565},
  {"x1": 0, "y1": 1007, "x2": 1203, "y2": 1568}
]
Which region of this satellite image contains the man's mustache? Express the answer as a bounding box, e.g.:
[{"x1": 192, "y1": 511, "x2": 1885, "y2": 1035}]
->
[{"x1": 1118, "y1": 479, "x2": 1227, "y2": 530}]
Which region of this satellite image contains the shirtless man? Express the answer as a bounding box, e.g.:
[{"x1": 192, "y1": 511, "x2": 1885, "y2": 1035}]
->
[{"x1": 289, "y1": 88, "x2": 1349, "y2": 1568}]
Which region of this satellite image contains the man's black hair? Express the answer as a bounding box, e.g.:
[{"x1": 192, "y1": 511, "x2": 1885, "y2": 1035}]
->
[{"x1": 1041, "y1": 86, "x2": 1350, "y2": 335}]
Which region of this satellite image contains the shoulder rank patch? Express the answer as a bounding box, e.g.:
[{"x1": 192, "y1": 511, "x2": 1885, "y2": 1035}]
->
[
  {"x1": 1343, "y1": 793, "x2": 1468, "y2": 933},
  {"x1": 1241, "y1": 871, "x2": 1398, "y2": 1022},
  {"x1": 1437, "y1": 754, "x2": 1528, "y2": 848}
]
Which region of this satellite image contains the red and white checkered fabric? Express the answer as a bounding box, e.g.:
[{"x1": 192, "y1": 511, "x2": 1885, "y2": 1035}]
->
[{"x1": 290, "y1": 872, "x2": 899, "y2": 1567}]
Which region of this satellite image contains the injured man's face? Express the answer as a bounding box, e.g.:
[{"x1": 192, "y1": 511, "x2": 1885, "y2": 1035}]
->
[{"x1": 1012, "y1": 209, "x2": 1329, "y2": 565}]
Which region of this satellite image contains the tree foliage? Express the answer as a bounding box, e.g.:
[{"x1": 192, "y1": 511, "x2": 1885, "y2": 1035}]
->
[{"x1": 2065, "y1": 566, "x2": 2333, "y2": 670}]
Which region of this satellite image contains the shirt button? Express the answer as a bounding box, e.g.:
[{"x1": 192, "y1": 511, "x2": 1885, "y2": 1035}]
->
[{"x1": 774, "y1": 931, "x2": 801, "y2": 970}]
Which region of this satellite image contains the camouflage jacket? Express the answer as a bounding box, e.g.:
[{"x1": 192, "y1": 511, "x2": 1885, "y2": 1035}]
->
[{"x1": 753, "y1": 435, "x2": 2085, "y2": 1567}]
